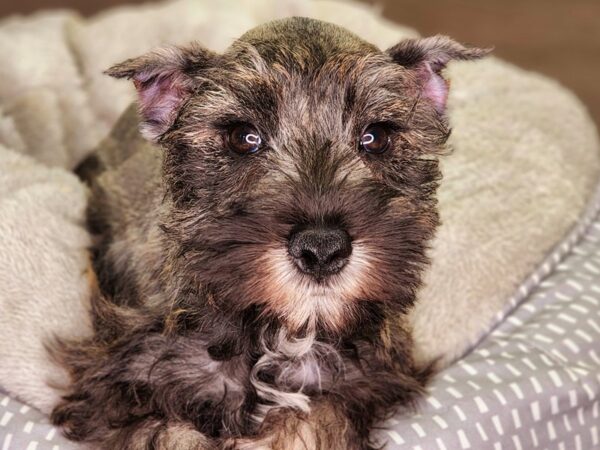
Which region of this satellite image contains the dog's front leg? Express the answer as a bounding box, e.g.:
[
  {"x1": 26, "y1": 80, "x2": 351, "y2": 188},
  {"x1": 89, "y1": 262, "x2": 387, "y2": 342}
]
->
[
  {"x1": 102, "y1": 418, "x2": 216, "y2": 450},
  {"x1": 222, "y1": 401, "x2": 370, "y2": 450}
]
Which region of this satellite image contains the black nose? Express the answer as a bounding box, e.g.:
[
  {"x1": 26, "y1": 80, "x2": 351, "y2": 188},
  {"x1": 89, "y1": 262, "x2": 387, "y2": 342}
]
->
[{"x1": 288, "y1": 227, "x2": 352, "y2": 278}]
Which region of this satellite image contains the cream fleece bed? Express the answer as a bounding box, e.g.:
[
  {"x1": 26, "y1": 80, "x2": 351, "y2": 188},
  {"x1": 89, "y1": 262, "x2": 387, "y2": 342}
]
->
[{"x1": 0, "y1": 0, "x2": 599, "y2": 447}]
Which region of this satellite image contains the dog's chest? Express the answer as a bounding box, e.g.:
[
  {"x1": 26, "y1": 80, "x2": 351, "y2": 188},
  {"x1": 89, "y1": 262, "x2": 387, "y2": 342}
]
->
[
  {"x1": 250, "y1": 334, "x2": 344, "y2": 410},
  {"x1": 273, "y1": 351, "x2": 338, "y2": 394}
]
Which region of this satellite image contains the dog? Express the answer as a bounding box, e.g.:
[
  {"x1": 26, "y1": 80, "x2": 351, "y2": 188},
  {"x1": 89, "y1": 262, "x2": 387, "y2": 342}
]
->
[{"x1": 50, "y1": 17, "x2": 487, "y2": 449}]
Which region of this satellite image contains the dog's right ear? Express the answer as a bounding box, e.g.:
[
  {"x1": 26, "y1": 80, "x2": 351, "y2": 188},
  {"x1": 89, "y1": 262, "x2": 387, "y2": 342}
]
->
[{"x1": 106, "y1": 44, "x2": 217, "y2": 141}]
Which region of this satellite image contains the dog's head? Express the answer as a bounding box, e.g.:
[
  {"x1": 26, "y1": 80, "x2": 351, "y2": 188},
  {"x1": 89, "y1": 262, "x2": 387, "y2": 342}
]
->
[{"x1": 107, "y1": 18, "x2": 487, "y2": 335}]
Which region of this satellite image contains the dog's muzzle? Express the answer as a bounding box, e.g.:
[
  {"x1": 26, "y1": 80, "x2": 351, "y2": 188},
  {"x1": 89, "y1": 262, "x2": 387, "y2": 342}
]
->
[{"x1": 287, "y1": 227, "x2": 352, "y2": 279}]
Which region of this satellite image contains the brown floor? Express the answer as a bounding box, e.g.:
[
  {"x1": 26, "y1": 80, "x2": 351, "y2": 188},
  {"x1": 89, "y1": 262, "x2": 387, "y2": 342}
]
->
[{"x1": 1, "y1": 0, "x2": 599, "y2": 124}]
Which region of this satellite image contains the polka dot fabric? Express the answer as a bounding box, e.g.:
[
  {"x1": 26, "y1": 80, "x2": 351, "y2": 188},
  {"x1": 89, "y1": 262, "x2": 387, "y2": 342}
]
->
[{"x1": 0, "y1": 395, "x2": 77, "y2": 450}]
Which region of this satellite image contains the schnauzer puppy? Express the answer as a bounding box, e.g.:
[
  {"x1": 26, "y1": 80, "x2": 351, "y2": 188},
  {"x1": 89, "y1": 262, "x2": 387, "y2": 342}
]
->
[{"x1": 51, "y1": 17, "x2": 486, "y2": 450}]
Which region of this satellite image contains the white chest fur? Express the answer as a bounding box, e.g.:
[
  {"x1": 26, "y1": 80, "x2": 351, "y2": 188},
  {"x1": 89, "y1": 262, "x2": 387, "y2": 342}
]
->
[{"x1": 249, "y1": 331, "x2": 344, "y2": 423}]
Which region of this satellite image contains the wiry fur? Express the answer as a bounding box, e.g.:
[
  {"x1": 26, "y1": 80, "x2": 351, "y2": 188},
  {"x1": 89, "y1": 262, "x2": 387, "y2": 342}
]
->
[{"x1": 51, "y1": 17, "x2": 487, "y2": 449}]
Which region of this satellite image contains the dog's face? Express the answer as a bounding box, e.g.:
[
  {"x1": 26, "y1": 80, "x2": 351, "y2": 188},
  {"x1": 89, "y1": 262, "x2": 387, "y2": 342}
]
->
[{"x1": 108, "y1": 18, "x2": 485, "y2": 335}]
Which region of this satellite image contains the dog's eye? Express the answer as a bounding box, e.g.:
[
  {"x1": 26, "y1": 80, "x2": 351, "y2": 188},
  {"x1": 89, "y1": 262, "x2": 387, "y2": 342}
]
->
[
  {"x1": 359, "y1": 124, "x2": 390, "y2": 154},
  {"x1": 228, "y1": 124, "x2": 263, "y2": 155}
]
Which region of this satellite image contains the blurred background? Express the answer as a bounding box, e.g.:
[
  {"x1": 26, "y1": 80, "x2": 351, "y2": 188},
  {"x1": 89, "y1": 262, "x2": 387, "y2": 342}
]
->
[{"x1": 1, "y1": 0, "x2": 598, "y2": 124}]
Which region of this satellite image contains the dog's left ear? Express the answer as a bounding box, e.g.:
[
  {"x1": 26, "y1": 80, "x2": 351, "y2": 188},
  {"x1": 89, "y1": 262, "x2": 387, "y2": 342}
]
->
[
  {"x1": 105, "y1": 44, "x2": 217, "y2": 141},
  {"x1": 386, "y1": 36, "x2": 490, "y2": 113}
]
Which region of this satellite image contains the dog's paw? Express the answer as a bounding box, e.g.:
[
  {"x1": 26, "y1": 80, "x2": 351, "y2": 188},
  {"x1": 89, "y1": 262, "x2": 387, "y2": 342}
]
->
[
  {"x1": 51, "y1": 398, "x2": 96, "y2": 442},
  {"x1": 145, "y1": 422, "x2": 215, "y2": 450}
]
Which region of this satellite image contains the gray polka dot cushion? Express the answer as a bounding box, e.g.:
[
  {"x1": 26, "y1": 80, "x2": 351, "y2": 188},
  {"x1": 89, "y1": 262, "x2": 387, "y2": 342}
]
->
[{"x1": 2, "y1": 186, "x2": 600, "y2": 449}]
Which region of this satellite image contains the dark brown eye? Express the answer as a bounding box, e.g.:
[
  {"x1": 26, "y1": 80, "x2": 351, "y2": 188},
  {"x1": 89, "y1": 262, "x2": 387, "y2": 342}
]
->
[
  {"x1": 359, "y1": 124, "x2": 390, "y2": 154},
  {"x1": 228, "y1": 124, "x2": 262, "y2": 154}
]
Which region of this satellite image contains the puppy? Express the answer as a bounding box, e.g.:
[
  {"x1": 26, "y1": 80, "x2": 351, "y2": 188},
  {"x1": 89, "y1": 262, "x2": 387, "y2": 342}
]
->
[{"x1": 51, "y1": 17, "x2": 487, "y2": 450}]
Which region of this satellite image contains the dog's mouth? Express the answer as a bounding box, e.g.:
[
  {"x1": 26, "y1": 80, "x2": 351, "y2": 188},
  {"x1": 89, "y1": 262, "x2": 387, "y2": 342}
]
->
[
  {"x1": 254, "y1": 242, "x2": 376, "y2": 331},
  {"x1": 239, "y1": 239, "x2": 377, "y2": 331},
  {"x1": 275, "y1": 238, "x2": 373, "y2": 295}
]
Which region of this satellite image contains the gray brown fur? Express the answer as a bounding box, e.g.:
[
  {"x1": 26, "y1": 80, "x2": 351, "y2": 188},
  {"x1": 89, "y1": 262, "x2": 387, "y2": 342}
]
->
[{"x1": 51, "y1": 17, "x2": 487, "y2": 450}]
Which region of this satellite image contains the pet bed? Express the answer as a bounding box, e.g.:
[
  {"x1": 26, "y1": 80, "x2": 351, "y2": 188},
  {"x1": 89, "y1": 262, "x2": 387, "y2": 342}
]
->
[
  {"x1": 3, "y1": 186, "x2": 600, "y2": 449},
  {"x1": 0, "y1": 0, "x2": 598, "y2": 448}
]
